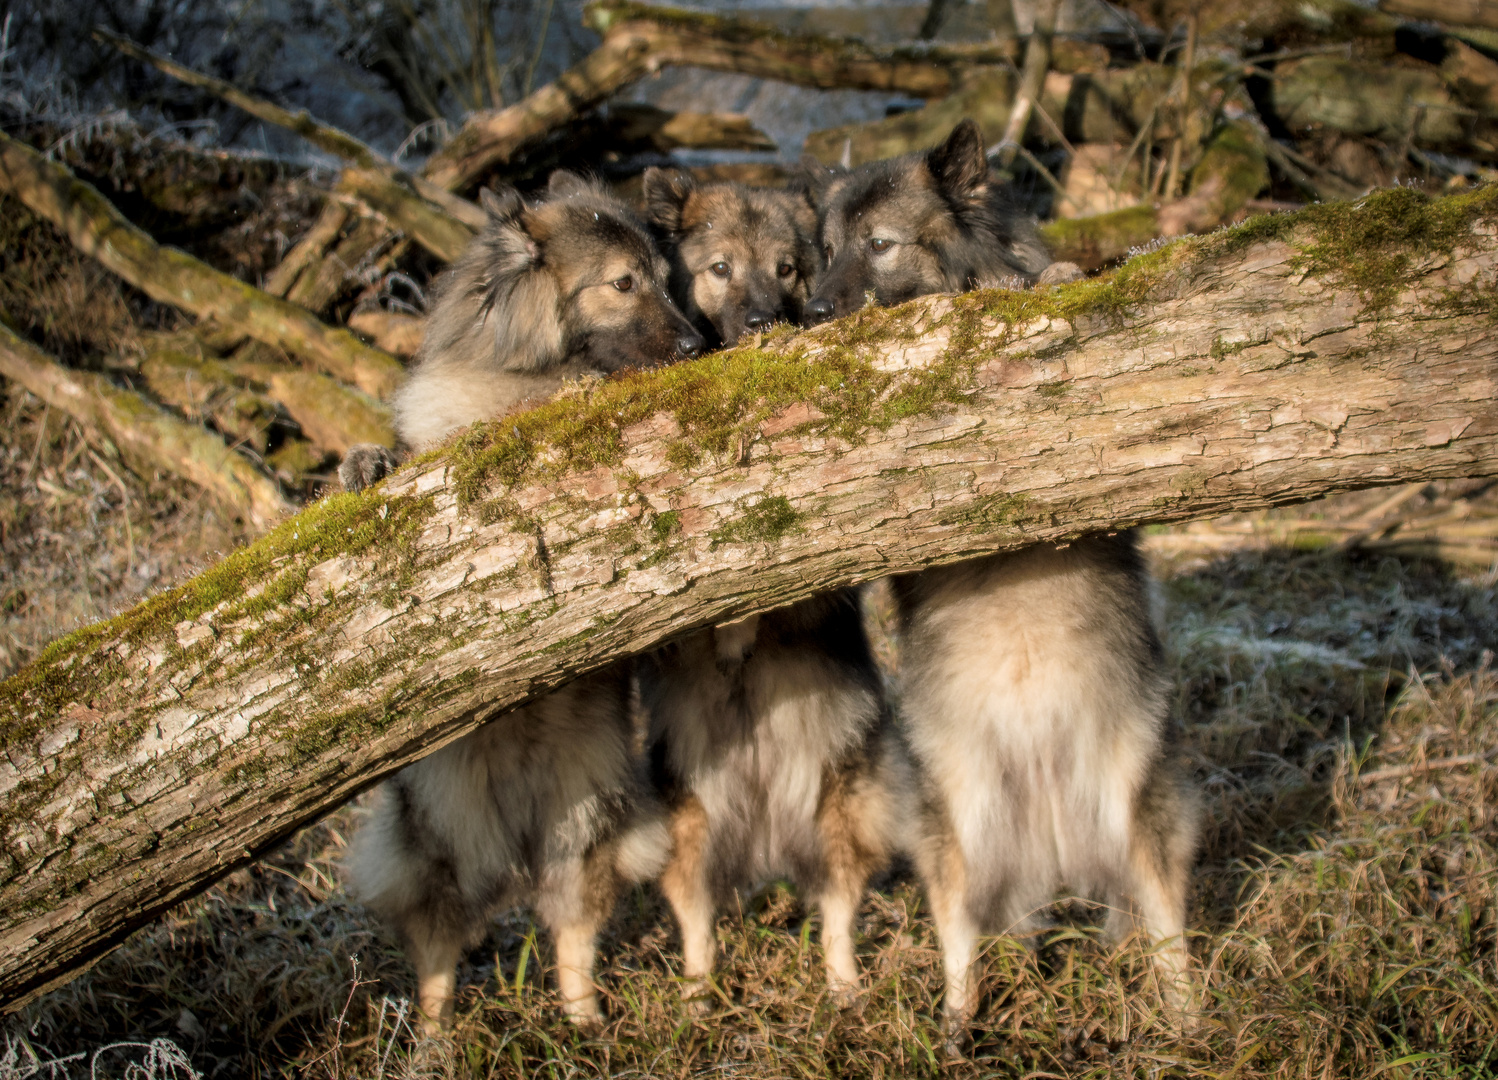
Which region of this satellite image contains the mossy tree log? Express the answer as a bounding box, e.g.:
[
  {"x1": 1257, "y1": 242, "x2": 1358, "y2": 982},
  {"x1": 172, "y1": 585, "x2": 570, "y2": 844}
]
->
[
  {"x1": 0, "y1": 131, "x2": 406, "y2": 400},
  {"x1": 3, "y1": 188, "x2": 1498, "y2": 1011}
]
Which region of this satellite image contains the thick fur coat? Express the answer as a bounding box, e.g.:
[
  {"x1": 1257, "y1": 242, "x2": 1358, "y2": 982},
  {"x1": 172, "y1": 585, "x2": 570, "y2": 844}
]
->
[
  {"x1": 802, "y1": 120, "x2": 1200, "y2": 1028},
  {"x1": 638, "y1": 591, "x2": 913, "y2": 1002}
]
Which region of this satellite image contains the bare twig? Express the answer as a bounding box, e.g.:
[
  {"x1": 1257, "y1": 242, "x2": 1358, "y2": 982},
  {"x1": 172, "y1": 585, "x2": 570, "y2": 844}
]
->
[{"x1": 0, "y1": 130, "x2": 405, "y2": 399}]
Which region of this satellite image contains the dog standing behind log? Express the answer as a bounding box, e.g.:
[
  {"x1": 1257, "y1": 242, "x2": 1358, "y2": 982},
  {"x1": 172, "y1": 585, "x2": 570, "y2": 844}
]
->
[
  {"x1": 343, "y1": 171, "x2": 703, "y2": 1032},
  {"x1": 638, "y1": 171, "x2": 912, "y2": 1007},
  {"x1": 803, "y1": 120, "x2": 1200, "y2": 1033}
]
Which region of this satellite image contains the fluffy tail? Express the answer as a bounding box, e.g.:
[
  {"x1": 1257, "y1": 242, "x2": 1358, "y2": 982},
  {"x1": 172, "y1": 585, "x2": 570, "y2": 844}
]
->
[{"x1": 614, "y1": 813, "x2": 672, "y2": 883}]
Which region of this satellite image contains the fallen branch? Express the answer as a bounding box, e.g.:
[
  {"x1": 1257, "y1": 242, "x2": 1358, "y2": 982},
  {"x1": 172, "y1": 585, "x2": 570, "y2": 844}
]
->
[
  {"x1": 94, "y1": 26, "x2": 486, "y2": 257},
  {"x1": 0, "y1": 323, "x2": 290, "y2": 527},
  {"x1": 0, "y1": 131, "x2": 406, "y2": 400},
  {"x1": 1379, "y1": 0, "x2": 1498, "y2": 31},
  {"x1": 1, "y1": 186, "x2": 1496, "y2": 1010},
  {"x1": 1357, "y1": 748, "x2": 1498, "y2": 784},
  {"x1": 422, "y1": 0, "x2": 993, "y2": 191},
  {"x1": 1041, "y1": 120, "x2": 1269, "y2": 269}
]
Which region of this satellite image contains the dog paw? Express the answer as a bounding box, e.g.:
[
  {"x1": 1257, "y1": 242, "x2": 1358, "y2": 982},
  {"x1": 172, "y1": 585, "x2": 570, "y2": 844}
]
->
[
  {"x1": 1036, "y1": 260, "x2": 1085, "y2": 287},
  {"x1": 339, "y1": 444, "x2": 402, "y2": 493}
]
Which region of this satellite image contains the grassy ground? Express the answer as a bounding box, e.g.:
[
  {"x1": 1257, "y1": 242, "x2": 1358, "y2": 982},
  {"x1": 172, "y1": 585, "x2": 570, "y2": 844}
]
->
[{"x1": 3, "y1": 411, "x2": 1496, "y2": 1078}]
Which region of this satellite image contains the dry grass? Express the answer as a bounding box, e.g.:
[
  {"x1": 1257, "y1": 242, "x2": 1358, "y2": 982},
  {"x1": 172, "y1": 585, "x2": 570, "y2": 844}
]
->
[
  {"x1": 0, "y1": 385, "x2": 252, "y2": 679},
  {"x1": 3, "y1": 480, "x2": 1496, "y2": 1079}
]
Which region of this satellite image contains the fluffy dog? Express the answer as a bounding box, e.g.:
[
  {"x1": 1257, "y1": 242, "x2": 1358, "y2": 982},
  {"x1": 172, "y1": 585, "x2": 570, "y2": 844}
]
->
[
  {"x1": 804, "y1": 121, "x2": 1199, "y2": 1031},
  {"x1": 345, "y1": 171, "x2": 700, "y2": 1032},
  {"x1": 641, "y1": 168, "x2": 819, "y2": 346}
]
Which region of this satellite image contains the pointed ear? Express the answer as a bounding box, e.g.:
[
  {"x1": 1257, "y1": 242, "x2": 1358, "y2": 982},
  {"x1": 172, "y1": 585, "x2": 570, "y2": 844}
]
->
[
  {"x1": 641, "y1": 167, "x2": 694, "y2": 234},
  {"x1": 479, "y1": 184, "x2": 524, "y2": 223},
  {"x1": 928, "y1": 118, "x2": 989, "y2": 198},
  {"x1": 546, "y1": 169, "x2": 591, "y2": 200},
  {"x1": 788, "y1": 154, "x2": 837, "y2": 209}
]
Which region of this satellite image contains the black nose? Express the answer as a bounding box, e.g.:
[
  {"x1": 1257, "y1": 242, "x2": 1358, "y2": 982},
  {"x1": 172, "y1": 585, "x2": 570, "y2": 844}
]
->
[
  {"x1": 676, "y1": 331, "x2": 704, "y2": 359},
  {"x1": 803, "y1": 297, "x2": 835, "y2": 326},
  {"x1": 744, "y1": 308, "x2": 774, "y2": 332}
]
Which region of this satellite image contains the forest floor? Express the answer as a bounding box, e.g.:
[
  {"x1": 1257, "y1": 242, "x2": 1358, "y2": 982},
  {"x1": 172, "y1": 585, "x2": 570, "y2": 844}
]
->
[{"x1": 3, "y1": 367, "x2": 1497, "y2": 1078}]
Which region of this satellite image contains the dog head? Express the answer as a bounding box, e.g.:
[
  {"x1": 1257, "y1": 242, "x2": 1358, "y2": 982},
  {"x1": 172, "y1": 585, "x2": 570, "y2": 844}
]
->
[
  {"x1": 427, "y1": 171, "x2": 704, "y2": 375},
  {"x1": 642, "y1": 170, "x2": 819, "y2": 347},
  {"x1": 801, "y1": 120, "x2": 1050, "y2": 325}
]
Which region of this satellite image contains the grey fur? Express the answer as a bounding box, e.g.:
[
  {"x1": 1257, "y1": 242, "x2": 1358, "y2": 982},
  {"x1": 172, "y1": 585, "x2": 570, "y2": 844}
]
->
[
  {"x1": 638, "y1": 591, "x2": 913, "y2": 1004},
  {"x1": 891, "y1": 536, "x2": 1200, "y2": 1028},
  {"x1": 349, "y1": 668, "x2": 669, "y2": 1031}
]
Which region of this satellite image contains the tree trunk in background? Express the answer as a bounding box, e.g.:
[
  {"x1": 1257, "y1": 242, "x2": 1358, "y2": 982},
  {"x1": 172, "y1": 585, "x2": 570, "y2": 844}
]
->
[{"x1": 2, "y1": 189, "x2": 1497, "y2": 1012}]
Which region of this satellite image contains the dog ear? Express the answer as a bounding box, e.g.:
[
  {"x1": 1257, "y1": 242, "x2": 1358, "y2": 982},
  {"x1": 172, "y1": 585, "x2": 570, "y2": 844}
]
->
[
  {"x1": 641, "y1": 167, "x2": 694, "y2": 234},
  {"x1": 546, "y1": 169, "x2": 591, "y2": 200},
  {"x1": 479, "y1": 185, "x2": 525, "y2": 224},
  {"x1": 928, "y1": 118, "x2": 989, "y2": 198},
  {"x1": 788, "y1": 154, "x2": 838, "y2": 209}
]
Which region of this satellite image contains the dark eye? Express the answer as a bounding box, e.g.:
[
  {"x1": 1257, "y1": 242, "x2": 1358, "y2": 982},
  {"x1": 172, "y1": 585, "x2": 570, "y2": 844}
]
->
[
  {"x1": 870, "y1": 238, "x2": 893, "y2": 254},
  {"x1": 710, "y1": 261, "x2": 730, "y2": 279},
  {"x1": 777, "y1": 262, "x2": 795, "y2": 278},
  {"x1": 612, "y1": 276, "x2": 633, "y2": 292}
]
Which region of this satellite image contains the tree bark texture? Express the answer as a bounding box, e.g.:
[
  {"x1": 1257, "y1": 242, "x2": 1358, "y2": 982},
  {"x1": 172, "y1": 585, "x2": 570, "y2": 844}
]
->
[
  {"x1": 0, "y1": 132, "x2": 406, "y2": 400},
  {"x1": 2, "y1": 188, "x2": 1497, "y2": 1011}
]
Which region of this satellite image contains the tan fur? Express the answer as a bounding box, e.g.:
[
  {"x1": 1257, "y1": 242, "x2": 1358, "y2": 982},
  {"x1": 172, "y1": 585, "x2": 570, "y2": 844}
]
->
[
  {"x1": 797, "y1": 120, "x2": 1199, "y2": 1030},
  {"x1": 385, "y1": 172, "x2": 702, "y2": 453},
  {"x1": 643, "y1": 171, "x2": 820, "y2": 347},
  {"x1": 640, "y1": 592, "x2": 914, "y2": 1007},
  {"x1": 349, "y1": 669, "x2": 670, "y2": 1033},
  {"x1": 345, "y1": 171, "x2": 694, "y2": 1032},
  {"x1": 893, "y1": 538, "x2": 1201, "y2": 1030}
]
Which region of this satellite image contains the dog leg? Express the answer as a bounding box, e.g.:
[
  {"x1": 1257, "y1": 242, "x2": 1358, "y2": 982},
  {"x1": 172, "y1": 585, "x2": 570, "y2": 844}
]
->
[
  {"x1": 914, "y1": 822, "x2": 978, "y2": 1045},
  {"x1": 660, "y1": 797, "x2": 716, "y2": 1013},
  {"x1": 814, "y1": 773, "x2": 887, "y2": 1005},
  {"x1": 406, "y1": 925, "x2": 464, "y2": 1036},
  {"x1": 552, "y1": 920, "x2": 604, "y2": 1030},
  {"x1": 1112, "y1": 771, "x2": 1201, "y2": 1019}
]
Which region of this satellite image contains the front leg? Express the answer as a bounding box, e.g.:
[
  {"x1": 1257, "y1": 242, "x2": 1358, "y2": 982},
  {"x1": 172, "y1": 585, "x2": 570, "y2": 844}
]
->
[{"x1": 340, "y1": 443, "x2": 403, "y2": 492}]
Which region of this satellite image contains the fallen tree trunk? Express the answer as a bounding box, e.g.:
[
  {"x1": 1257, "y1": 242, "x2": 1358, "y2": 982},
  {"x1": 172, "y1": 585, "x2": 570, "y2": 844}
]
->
[
  {"x1": 0, "y1": 132, "x2": 406, "y2": 400},
  {"x1": 0, "y1": 323, "x2": 291, "y2": 527},
  {"x1": 2, "y1": 187, "x2": 1497, "y2": 1011}
]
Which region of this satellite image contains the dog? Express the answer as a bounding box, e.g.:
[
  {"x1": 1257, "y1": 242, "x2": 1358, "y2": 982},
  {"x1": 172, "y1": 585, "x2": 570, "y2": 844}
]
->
[
  {"x1": 345, "y1": 171, "x2": 702, "y2": 1032},
  {"x1": 641, "y1": 168, "x2": 819, "y2": 347},
  {"x1": 339, "y1": 169, "x2": 705, "y2": 489},
  {"x1": 636, "y1": 592, "x2": 914, "y2": 1009},
  {"x1": 635, "y1": 173, "x2": 910, "y2": 1009},
  {"x1": 803, "y1": 120, "x2": 1200, "y2": 1032}
]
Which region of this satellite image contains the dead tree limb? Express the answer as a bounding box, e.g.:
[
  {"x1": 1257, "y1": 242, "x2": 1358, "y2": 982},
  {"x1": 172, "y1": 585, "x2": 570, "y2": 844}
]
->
[
  {"x1": 0, "y1": 132, "x2": 406, "y2": 400},
  {"x1": 93, "y1": 27, "x2": 487, "y2": 249},
  {"x1": 0, "y1": 323, "x2": 290, "y2": 526},
  {"x1": 421, "y1": 0, "x2": 992, "y2": 191},
  {"x1": 1379, "y1": 0, "x2": 1498, "y2": 30},
  {"x1": 1042, "y1": 120, "x2": 1269, "y2": 269},
  {"x1": 2, "y1": 186, "x2": 1497, "y2": 1011}
]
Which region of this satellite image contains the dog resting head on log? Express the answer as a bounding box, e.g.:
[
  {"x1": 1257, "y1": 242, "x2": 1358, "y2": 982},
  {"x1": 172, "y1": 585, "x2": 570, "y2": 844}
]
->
[
  {"x1": 640, "y1": 168, "x2": 820, "y2": 348},
  {"x1": 340, "y1": 170, "x2": 704, "y2": 491},
  {"x1": 800, "y1": 118, "x2": 1078, "y2": 325}
]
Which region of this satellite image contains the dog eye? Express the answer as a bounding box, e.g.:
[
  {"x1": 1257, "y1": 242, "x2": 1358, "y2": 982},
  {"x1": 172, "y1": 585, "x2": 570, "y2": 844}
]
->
[
  {"x1": 612, "y1": 276, "x2": 633, "y2": 292},
  {"x1": 870, "y1": 238, "x2": 893, "y2": 254},
  {"x1": 710, "y1": 261, "x2": 731, "y2": 279},
  {"x1": 776, "y1": 262, "x2": 795, "y2": 278}
]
